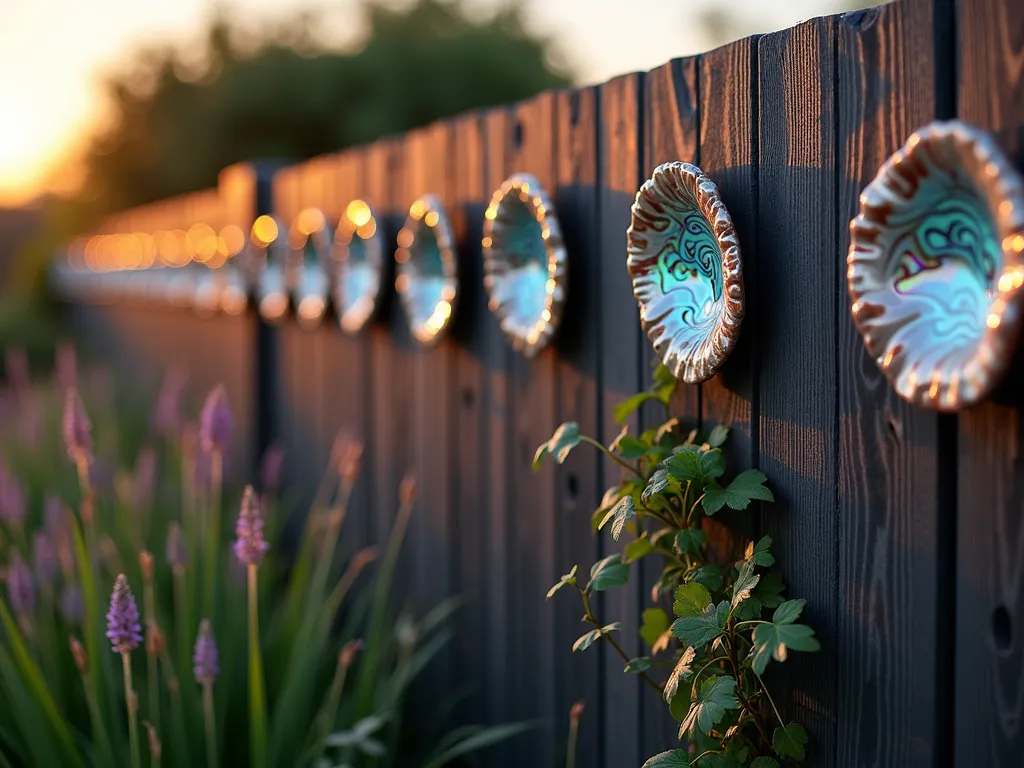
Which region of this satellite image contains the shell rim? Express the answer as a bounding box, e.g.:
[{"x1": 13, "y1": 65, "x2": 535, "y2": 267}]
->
[
  {"x1": 332, "y1": 200, "x2": 385, "y2": 336},
  {"x1": 395, "y1": 194, "x2": 458, "y2": 346},
  {"x1": 847, "y1": 119, "x2": 1024, "y2": 411},
  {"x1": 626, "y1": 161, "x2": 745, "y2": 384},
  {"x1": 481, "y1": 172, "x2": 568, "y2": 357}
]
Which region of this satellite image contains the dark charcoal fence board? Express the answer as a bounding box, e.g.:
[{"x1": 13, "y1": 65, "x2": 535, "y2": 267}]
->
[
  {"x1": 552, "y1": 84, "x2": 601, "y2": 768},
  {"x1": 757, "y1": 17, "x2": 839, "y2": 762},
  {"x1": 956, "y1": 0, "x2": 1024, "y2": 763},
  {"x1": 641, "y1": 55, "x2": 701, "y2": 753},
  {"x1": 480, "y1": 105, "x2": 515, "y2": 739},
  {"x1": 835, "y1": 4, "x2": 944, "y2": 765},
  {"x1": 699, "y1": 38, "x2": 757, "y2": 471},
  {"x1": 449, "y1": 109, "x2": 489, "y2": 736},
  {"x1": 503, "y1": 91, "x2": 561, "y2": 763},
  {"x1": 597, "y1": 71, "x2": 646, "y2": 768}
]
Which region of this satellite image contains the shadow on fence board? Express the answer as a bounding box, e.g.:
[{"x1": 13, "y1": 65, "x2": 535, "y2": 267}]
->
[{"x1": 68, "y1": 0, "x2": 1024, "y2": 764}]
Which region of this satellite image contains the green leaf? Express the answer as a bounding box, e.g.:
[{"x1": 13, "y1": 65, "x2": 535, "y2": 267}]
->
[
  {"x1": 642, "y1": 469, "x2": 670, "y2": 503},
  {"x1": 706, "y1": 424, "x2": 730, "y2": 448},
  {"x1": 688, "y1": 563, "x2": 723, "y2": 591},
  {"x1": 624, "y1": 657, "x2": 653, "y2": 674},
  {"x1": 617, "y1": 435, "x2": 649, "y2": 460},
  {"x1": 773, "y1": 598, "x2": 806, "y2": 625},
  {"x1": 606, "y1": 495, "x2": 636, "y2": 541},
  {"x1": 546, "y1": 565, "x2": 578, "y2": 599},
  {"x1": 639, "y1": 608, "x2": 670, "y2": 649},
  {"x1": 671, "y1": 602, "x2": 727, "y2": 647},
  {"x1": 533, "y1": 422, "x2": 581, "y2": 469},
  {"x1": 750, "y1": 759, "x2": 780, "y2": 768},
  {"x1": 641, "y1": 750, "x2": 690, "y2": 768},
  {"x1": 753, "y1": 570, "x2": 786, "y2": 608},
  {"x1": 614, "y1": 392, "x2": 657, "y2": 423},
  {"x1": 663, "y1": 645, "x2": 695, "y2": 703},
  {"x1": 675, "y1": 528, "x2": 708, "y2": 553},
  {"x1": 730, "y1": 560, "x2": 760, "y2": 611},
  {"x1": 679, "y1": 676, "x2": 738, "y2": 737},
  {"x1": 573, "y1": 622, "x2": 621, "y2": 652},
  {"x1": 751, "y1": 620, "x2": 821, "y2": 674},
  {"x1": 624, "y1": 536, "x2": 653, "y2": 564},
  {"x1": 746, "y1": 535, "x2": 775, "y2": 566},
  {"x1": 673, "y1": 582, "x2": 712, "y2": 618},
  {"x1": 665, "y1": 448, "x2": 725, "y2": 486},
  {"x1": 702, "y1": 469, "x2": 774, "y2": 514},
  {"x1": 773, "y1": 723, "x2": 809, "y2": 760},
  {"x1": 421, "y1": 722, "x2": 535, "y2": 768},
  {"x1": 588, "y1": 555, "x2": 630, "y2": 592}
]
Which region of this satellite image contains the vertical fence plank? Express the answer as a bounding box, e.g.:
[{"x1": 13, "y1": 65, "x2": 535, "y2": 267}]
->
[
  {"x1": 481, "y1": 107, "x2": 514, "y2": 747},
  {"x1": 552, "y1": 85, "x2": 602, "y2": 767},
  {"x1": 835, "y1": 3, "x2": 944, "y2": 764},
  {"x1": 447, "y1": 110, "x2": 490, "y2": 735},
  {"x1": 699, "y1": 40, "x2": 757, "y2": 469},
  {"x1": 504, "y1": 91, "x2": 560, "y2": 763},
  {"x1": 366, "y1": 138, "x2": 408, "y2": 557},
  {"x1": 640, "y1": 56, "x2": 701, "y2": 755},
  {"x1": 405, "y1": 123, "x2": 455, "y2": 701},
  {"x1": 598, "y1": 71, "x2": 645, "y2": 768},
  {"x1": 956, "y1": 0, "x2": 1024, "y2": 762},
  {"x1": 757, "y1": 18, "x2": 839, "y2": 762}
]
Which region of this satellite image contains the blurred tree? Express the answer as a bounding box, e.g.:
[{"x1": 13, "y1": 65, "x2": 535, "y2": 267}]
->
[{"x1": 81, "y1": 0, "x2": 572, "y2": 214}]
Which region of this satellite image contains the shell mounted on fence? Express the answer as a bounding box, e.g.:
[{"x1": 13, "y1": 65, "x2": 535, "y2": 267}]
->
[
  {"x1": 627, "y1": 161, "x2": 745, "y2": 384},
  {"x1": 249, "y1": 214, "x2": 291, "y2": 324},
  {"x1": 333, "y1": 199, "x2": 385, "y2": 335},
  {"x1": 288, "y1": 208, "x2": 333, "y2": 330},
  {"x1": 848, "y1": 120, "x2": 1024, "y2": 410},
  {"x1": 395, "y1": 195, "x2": 457, "y2": 345},
  {"x1": 482, "y1": 173, "x2": 567, "y2": 356}
]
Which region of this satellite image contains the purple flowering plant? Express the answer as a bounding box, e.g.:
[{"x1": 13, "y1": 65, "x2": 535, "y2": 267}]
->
[{"x1": 0, "y1": 344, "x2": 522, "y2": 768}]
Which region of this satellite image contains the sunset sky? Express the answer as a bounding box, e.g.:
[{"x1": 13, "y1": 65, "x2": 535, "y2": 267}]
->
[{"x1": 0, "y1": 0, "x2": 848, "y2": 206}]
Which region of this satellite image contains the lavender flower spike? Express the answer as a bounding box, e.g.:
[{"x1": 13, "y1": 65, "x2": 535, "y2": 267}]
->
[
  {"x1": 198, "y1": 385, "x2": 232, "y2": 454},
  {"x1": 0, "y1": 462, "x2": 25, "y2": 526},
  {"x1": 233, "y1": 485, "x2": 269, "y2": 567},
  {"x1": 63, "y1": 387, "x2": 93, "y2": 466},
  {"x1": 60, "y1": 584, "x2": 84, "y2": 624},
  {"x1": 106, "y1": 574, "x2": 143, "y2": 653},
  {"x1": 6, "y1": 553, "x2": 34, "y2": 616},
  {"x1": 193, "y1": 619, "x2": 220, "y2": 683},
  {"x1": 131, "y1": 447, "x2": 157, "y2": 510}
]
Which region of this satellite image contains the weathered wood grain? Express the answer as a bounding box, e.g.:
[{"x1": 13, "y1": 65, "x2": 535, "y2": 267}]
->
[
  {"x1": 641, "y1": 56, "x2": 701, "y2": 754},
  {"x1": 502, "y1": 91, "x2": 560, "y2": 763},
  {"x1": 700, "y1": 38, "x2": 757, "y2": 469},
  {"x1": 598, "y1": 72, "x2": 647, "y2": 768},
  {"x1": 757, "y1": 17, "x2": 838, "y2": 763},
  {"x1": 836, "y1": 4, "x2": 944, "y2": 764},
  {"x1": 956, "y1": 0, "x2": 1024, "y2": 763},
  {"x1": 552, "y1": 84, "x2": 602, "y2": 768}
]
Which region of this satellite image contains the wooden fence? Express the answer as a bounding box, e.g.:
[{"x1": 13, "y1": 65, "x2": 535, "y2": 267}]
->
[{"x1": 63, "y1": 0, "x2": 1024, "y2": 764}]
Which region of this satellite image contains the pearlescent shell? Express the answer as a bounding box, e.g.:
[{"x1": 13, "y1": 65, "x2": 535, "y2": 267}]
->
[
  {"x1": 333, "y1": 199, "x2": 385, "y2": 335},
  {"x1": 848, "y1": 120, "x2": 1024, "y2": 410},
  {"x1": 289, "y1": 208, "x2": 333, "y2": 330},
  {"x1": 251, "y1": 215, "x2": 291, "y2": 324},
  {"x1": 627, "y1": 162, "x2": 744, "y2": 384},
  {"x1": 482, "y1": 173, "x2": 567, "y2": 357},
  {"x1": 395, "y1": 195, "x2": 458, "y2": 345}
]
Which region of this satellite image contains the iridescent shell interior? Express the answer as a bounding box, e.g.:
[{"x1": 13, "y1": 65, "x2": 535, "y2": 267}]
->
[
  {"x1": 289, "y1": 208, "x2": 332, "y2": 330},
  {"x1": 395, "y1": 195, "x2": 457, "y2": 345},
  {"x1": 333, "y1": 199, "x2": 384, "y2": 335},
  {"x1": 848, "y1": 120, "x2": 1024, "y2": 410},
  {"x1": 482, "y1": 173, "x2": 567, "y2": 356},
  {"x1": 251, "y1": 215, "x2": 290, "y2": 324},
  {"x1": 627, "y1": 162, "x2": 744, "y2": 384}
]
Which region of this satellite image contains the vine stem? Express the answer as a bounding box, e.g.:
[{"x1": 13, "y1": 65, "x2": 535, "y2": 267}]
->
[
  {"x1": 724, "y1": 633, "x2": 772, "y2": 752},
  {"x1": 754, "y1": 671, "x2": 787, "y2": 729},
  {"x1": 686, "y1": 493, "x2": 706, "y2": 525},
  {"x1": 580, "y1": 436, "x2": 645, "y2": 482},
  {"x1": 579, "y1": 590, "x2": 661, "y2": 695}
]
